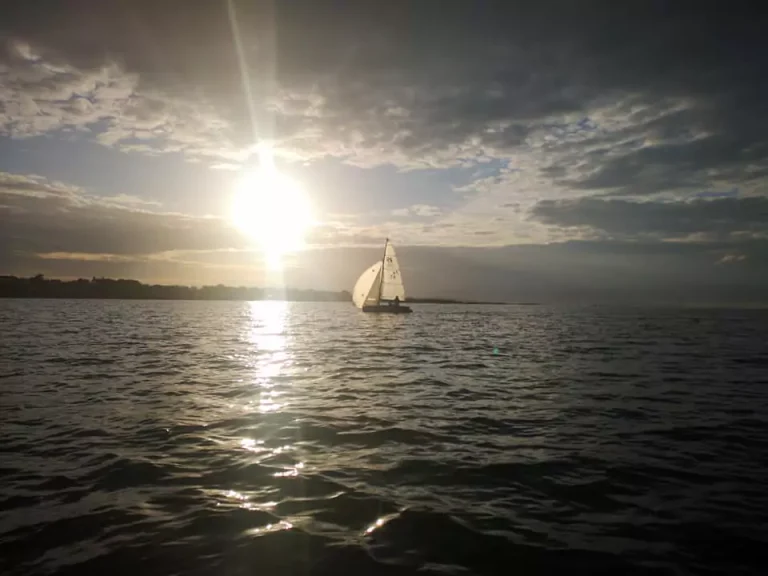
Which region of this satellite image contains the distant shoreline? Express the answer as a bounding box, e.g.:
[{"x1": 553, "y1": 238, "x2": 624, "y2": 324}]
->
[
  {"x1": 0, "y1": 275, "x2": 521, "y2": 305},
  {"x1": 406, "y1": 298, "x2": 528, "y2": 305}
]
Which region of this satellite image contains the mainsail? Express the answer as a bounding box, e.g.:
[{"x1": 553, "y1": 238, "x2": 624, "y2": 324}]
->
[{"x1": 380, "y1": 242, "x2": 405, "y2": 302}]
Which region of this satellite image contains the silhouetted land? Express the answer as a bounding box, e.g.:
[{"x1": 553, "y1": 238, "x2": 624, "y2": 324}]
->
[
  {"x1": 0, "y1": 275, "x2": 351, "y2": 302},
  {"x1": 0, "y1": 275, "x2": 518, "y2": 304},
  {"x1": 406, "y1": 297, "x2": 512, "y2": 305}
]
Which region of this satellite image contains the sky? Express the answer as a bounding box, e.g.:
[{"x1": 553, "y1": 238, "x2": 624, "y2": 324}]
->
[{"x1": 1, "y1": 0, "x2": 768, "y2": 304}]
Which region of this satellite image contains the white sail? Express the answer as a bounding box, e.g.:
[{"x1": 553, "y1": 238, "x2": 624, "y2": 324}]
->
[
  {"x1": 380, "y1": 242, "x2": 405, "y2": 301},
  {"x1": 352, "y1": 261, "x2": 383, "y2": 308}
]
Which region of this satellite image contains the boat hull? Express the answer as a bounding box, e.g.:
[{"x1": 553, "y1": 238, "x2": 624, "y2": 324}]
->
[{"x1": 361, "y1": 304, "x2": 412, "y2": 314}]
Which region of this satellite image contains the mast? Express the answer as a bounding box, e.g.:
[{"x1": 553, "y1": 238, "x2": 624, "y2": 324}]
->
[{"x1": 377, "y1": 237, "x2": 388, "y2": 304}]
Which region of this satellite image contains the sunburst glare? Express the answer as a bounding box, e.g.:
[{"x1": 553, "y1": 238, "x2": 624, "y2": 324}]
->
[{"x1": 231, "y1": 146, "x2": 313, "y2": 269}]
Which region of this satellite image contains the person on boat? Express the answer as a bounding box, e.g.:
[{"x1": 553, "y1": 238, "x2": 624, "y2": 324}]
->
[{"x1": 393, "y1": 296, "x2": 400, "y2": 307}]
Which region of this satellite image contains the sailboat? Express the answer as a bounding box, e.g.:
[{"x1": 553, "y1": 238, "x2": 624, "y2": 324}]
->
[{"x1": 352, "y1": 238, "x2": 412, "y2": 314}]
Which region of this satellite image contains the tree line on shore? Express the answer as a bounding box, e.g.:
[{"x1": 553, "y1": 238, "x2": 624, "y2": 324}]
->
[
  {"x1": 0, "y1": 275, "x2": 352, "y2": 302},
  {"x1": 0, "y1": 274, "x2": 514, "y2": 304}
]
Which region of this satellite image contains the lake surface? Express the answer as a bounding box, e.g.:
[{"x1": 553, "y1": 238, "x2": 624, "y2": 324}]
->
[{"x1": 1, "y1": 299, "x2": 766, "y2": 575}]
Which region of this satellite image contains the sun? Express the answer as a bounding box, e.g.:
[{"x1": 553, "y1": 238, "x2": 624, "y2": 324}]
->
[{"x1": 231, "y1": 162, "x2": 313, "y2": 266}]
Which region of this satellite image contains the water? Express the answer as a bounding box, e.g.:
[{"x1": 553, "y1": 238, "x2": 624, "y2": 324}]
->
[{"x1": 1, "y1": 299, "x2": 767, "y2": 575}]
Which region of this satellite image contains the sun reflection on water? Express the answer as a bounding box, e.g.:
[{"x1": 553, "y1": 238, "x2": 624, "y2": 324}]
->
[
  {"x1": 235, "y1": 301, "x2": 307, "y2": 511},
  {"x1": 247, "y1": 300, "x2": 287, "y2": 353},
  {"x1": 225, "y1": 489, "x2": 248, "y2": 501},
  {"x1": 364, "y1": 517, "x2": 386, "y2": 535},
  {"x1": 259, "y1": 390, "x2": 283, "y2": 413},
  {"x1": 245, "y1": 301, "x2": 290, "y2": 414},
  {"x1": 219, "y1": 489, "x2": 280, "y2": 514},
  {"x1": 363, "y1": 512, "x2": 399, "y2": 535},
  {"x1": 240, "y1": 438, "x2": 266, "y2": 452},
  {"x1": 246, "y1": 520, "x2": 294, "y2": 536},
  {"x1": 274, "y1": 461, "x2": 304, "y2": 477}
]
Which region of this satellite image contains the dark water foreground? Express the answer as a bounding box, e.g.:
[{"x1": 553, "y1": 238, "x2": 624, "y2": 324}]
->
[{"x1": 1, "y1": 300, "x2": 766, "y2": 575}]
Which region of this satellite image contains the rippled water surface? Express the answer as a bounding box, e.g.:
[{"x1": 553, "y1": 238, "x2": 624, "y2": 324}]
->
[{"x1": 1, "y1": 299, "x2": 767, "y2": 575}]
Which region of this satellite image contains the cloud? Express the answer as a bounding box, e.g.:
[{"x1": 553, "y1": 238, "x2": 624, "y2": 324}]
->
[
  {"x1": 0, "y1": 170, "x2": 518, "y2": 288},
  {"x1": 8, "y1": 237, "x2": 768, "y2": 305},
  {"x1": 0, "y1": 38, "x2": 238, "y2": 162},
  {"x1": 2, "y1": 169, "x2": 767, "y2": 303},
  {"x1": 0, "y1": 2, "x2": 765, "y2": 172},
  {"x1": 0, "y1": 171, "x2": 395, "y2": 261},
  {"x1": 717, "y1": 254, "x2": 747, "y2": 265},
  {"x1": 391, "y1": 204, "x2": 442, "y2": 218},
  {"x1": 2, "y1": 1, "x2": 768, "y2": 269},
  {"x1": 35, "y1": 252, "x2": 144, "y2": 263},
  {"x1": 0, "y1": 40, "x2": 136, "y2": 136},
  {"x1": 0, "y1": 171, "x2": 254, "y2": 259},
  {"x1": 530, "y1": 196, "x2": 768, "y2": 242}
]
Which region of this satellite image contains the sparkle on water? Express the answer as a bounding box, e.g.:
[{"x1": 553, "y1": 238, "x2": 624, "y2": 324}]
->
[{"x1": 2, "y1": 299, "x2": 767, "y2": 575}]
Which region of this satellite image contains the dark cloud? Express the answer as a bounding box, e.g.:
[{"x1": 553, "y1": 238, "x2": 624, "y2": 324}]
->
[
  {"x1": 562, "y1": 118, "x2": 768, "y2": 195},
  {"x1": 717, "y1": 253, "x2": 748, "y2": 265},
  {"x1": 1, "y1": 1, "x2": 767, "y2": 171},
  {"x1": 6, "y1": 235, "x2": 768, "y2": 305},
  {"x1": 531, "y1": 196, "x2": 768, "y2": 241},
  {"x1": 0, "y1": 172, "x2": 381, "y2": 259},
  {"x1": 403, "y1": 241, "x2": 768, "y2": 305},
  {"x1": 0, "y1": 174, "x2": 246, "y2": 255},
  {"x1": 1, "y1": 170, "x2": 766, "y2": 304}
]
